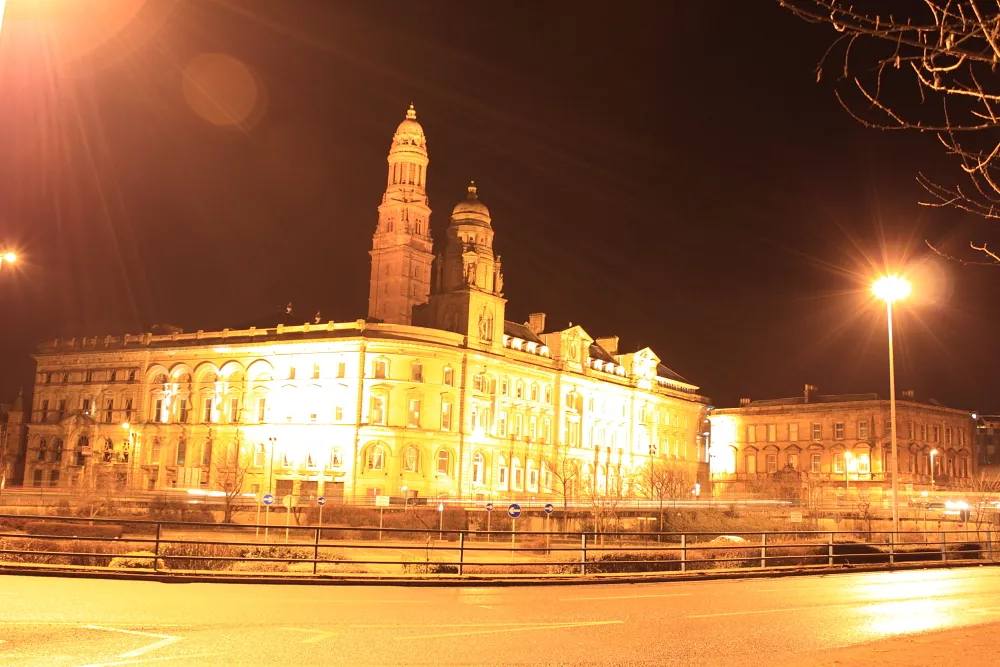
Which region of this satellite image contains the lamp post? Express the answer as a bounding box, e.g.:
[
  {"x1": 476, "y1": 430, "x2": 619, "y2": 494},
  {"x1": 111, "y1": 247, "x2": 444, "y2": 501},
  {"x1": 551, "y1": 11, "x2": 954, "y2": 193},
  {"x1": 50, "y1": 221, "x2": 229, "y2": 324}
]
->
[
  {"x1": 268, "y1": 436, "x2": 277, "y2": 495},
  {"x1": 930, "y1": 448, "x2": 938, "y2": 489},
  {"x1": 873, "y1": 274, "x2": 911, "y2": 536}
]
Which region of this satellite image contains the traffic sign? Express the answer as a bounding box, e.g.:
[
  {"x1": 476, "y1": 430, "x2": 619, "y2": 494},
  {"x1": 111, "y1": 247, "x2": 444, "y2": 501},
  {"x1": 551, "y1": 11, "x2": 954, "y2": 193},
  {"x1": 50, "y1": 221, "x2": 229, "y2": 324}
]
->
[
  {"x1": 543, "y1": 503, "x2": 554, "y2": 514},
  {"x1": 262, "y1": 493, "x2": 274, "y2": 506},
  {"x1": 317, "y1": 497, "x2": 326, "y2": 506},
  {"x1": 485, "y1": 502, "x2": 494, "y2": 512},
  {"x1": 507, "y1": 503, "x2": 521, "y2": 519}
]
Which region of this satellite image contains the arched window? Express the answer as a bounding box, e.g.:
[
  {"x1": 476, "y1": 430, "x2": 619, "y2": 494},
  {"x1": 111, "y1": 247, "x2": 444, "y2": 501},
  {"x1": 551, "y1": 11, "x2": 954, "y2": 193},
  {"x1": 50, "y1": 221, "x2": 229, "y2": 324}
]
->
[
  {"x1": 472, "y1": 452, "x2": 485, "y2": 484},
  {"x1": 367, "y1": 444, "x2": 385, "y2": 471},
  {"x1": 497, "y1": 455, "x2": 508, "y2": 489},
  {"x1": 530, "y1": 383, "x2": 538, "y2": 401},
  {"x1": 436, "y1": 449, "x2": 451, "y2": 476},
  {"x1": 515, "y1": 380, "x2": 524, "y2": 399},
  {"x1": 149, "y1": 438, "x2": 161, "y2": 464},
  {"x1": 252, "y1": 442, "x2": 264, "y2": 468},
  {"x1": 527, "y1": 459, "x2": 538, "y2": 492},
  {"x1": 36, "y1": 437, "x2": 47, "y2": 462},
  {"x1": 176, "y1": 439, "x2": 187, "y2": 466},
  {"x1": 512, "y1": 457, "x2": 524, "y2": 490},
  {"x1": 501, "y1": 378, "x2": 509, "y2": 396},
  {"x1": 202, "y1": 440, "x2": 214, "y2": 467},
  {"x1": 544, "y1": 385, "x2": 552, "y2": 403},
  {"x1": 373, "y1": 358, "x2": 388, "y2": 380},
  {"x1": 404, "y1": 446, "x2": 419, "y2": 473}
]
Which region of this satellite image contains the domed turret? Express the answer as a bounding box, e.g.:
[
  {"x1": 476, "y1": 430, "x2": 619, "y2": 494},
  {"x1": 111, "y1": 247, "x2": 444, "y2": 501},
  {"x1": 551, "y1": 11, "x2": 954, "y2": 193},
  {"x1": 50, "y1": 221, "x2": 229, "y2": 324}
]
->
[
  {"x1": 392, "y1": 104, "x2": 426, "y2": 149},
  {"x1": 450, "y1": 182, "x2": 491, "y2": 227}
]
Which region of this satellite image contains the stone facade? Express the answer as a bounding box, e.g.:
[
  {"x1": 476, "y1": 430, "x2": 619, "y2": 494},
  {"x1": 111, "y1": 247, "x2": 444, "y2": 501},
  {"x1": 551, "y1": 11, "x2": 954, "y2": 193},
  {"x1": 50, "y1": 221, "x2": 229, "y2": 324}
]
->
[
  {"x1": 709, "y1": 385, "x2": 976, "y2": 498},
  {"x1": 22, "y1": 106, "x2": 711, "y2": 503}
]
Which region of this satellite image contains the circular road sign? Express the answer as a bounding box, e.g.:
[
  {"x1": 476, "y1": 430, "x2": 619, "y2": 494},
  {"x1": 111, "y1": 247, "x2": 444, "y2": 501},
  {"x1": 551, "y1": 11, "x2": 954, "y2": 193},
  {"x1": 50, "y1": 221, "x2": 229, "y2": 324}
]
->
[
  {"x1": 543, "y1": 503, "x2": 554, "y2": 514},
  {"x1": 262, "y1": 493, "x2": 274, "y2": 506},
  {"x1": 485, "y1": 502, "x2": 494, "y2": 512},
  {"x1": 317, "y1": 497, "x2": 326, "y2": 506},
  {"x1": 507, "y1": 503, "x2": 521, "y2": 519}
]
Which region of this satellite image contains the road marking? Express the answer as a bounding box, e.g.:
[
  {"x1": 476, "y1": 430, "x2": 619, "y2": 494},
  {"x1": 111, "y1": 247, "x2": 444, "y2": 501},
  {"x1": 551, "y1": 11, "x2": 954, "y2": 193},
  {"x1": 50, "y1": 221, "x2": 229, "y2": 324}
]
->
[
  {"x1": 74, "y1": 652, "x2": 224, "y2": 667},
  {"x1": 687, "y1": 602, "x2": 857, "y2": 619},
  {"x1": 81, "y1": 626, "x2": 182, "y2": 658},
  {"x1": 279, "y1": 627, "x2": 339, "y2": 643},
  {"x1": 395, "y1": 620, "x2": 624, "y2": 640},
  {"x1": 478, "y1": 605, "x2": 496, "y2": 610},
  {"x1": 560, "y1": 593, "x2": 693, "y2": 601}
]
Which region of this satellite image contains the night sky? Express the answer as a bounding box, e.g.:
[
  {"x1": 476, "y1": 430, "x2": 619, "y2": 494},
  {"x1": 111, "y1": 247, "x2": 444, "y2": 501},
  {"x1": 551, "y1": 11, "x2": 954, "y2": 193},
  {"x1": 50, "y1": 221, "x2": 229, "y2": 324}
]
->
[{"x1": 0, "y1": 0, "x2": 997, "y2": 411}]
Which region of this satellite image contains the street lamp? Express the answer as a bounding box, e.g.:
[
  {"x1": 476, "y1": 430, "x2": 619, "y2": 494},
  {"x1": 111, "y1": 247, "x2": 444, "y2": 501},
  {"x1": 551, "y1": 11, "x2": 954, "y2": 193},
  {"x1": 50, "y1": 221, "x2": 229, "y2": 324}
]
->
[
  {"x1": 930, "y1": 448, "x2": 938, "y2": 488},
  {"x1": 872, "y1": 274, "x2": 910, "y2": 536},
  {"x1": 0, "y1": 251, "x2": 17, "y2": 269}
]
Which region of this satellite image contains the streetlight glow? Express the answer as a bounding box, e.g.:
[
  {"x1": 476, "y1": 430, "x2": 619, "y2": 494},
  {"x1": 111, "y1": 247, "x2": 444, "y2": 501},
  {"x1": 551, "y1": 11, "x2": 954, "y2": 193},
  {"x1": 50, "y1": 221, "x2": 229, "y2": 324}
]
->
[{"x1": 872, "y1": 275, "x2": 911, "y2": 303}]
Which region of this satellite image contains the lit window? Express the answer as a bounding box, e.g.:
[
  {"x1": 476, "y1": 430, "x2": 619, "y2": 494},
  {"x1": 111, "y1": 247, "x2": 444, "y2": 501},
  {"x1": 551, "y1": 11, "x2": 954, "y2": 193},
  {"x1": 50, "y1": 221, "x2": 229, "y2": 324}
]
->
[
  {"x1": 747, "y1": 425, "x2": 756, "y2": 443},
  {"x1": 373, "y1": 359, "x2": 388, "y2": 379},
  {"x1": 176, "y1": 439, "x2": 187, "y2": 466},
  {"x1": 767, "y1": 424, "x2": 776, "y2": 442},
  {"x1": 367, "y1": 445, "x2": 385, "y2": 471},
  {"x1": 230, "y1": 398, "x2": 240, "y2": 422},
  {"x1": 787, "y1": 453, "x2": 799, "y2": 470},
  {"x1": 834, "y1": 453, "x2": 845, "y2": 474},
  {"x1": 472, "y1": 452, "x2": 485, "y2": 484},
  {"x1": 512, "y1": 457, "x2": 523, "y2": 490},
  {"x1": 329, "y1": 446, "x2": 342, "y2": 468},
  {"x1": 404, "y1": 447, "x2": 419, "y2": 472},
  {"x1": 530, "y1": 384, "x2": 538, "y2": 401},
  {"x1": 441, "y1": 402, "x2": 453, "y2": 431},
  {"x1": 497, "y1": 456, "x2": 508, "y2": 489},
  {"x1": 834, "y1": 423, "x2": 845, "y2": 440},
  {"x1": 766, "y1": 453, "x2": 777, "y2": 473},
  {"x1": 411, "y1": 362, "x2": 423, "y2": 383},
  {"x1": 256, "y1": 397, "x2": 266, "y2": 423},
  {"x1": 335, "y1": 406, "x2": 344, "y2": 421},
  {"x1": 437, "y1": 450, "x2": 451, "y2": 476},
  {"x1": 370, "y1": 396, "x2": 386, "y2": 425},
  {"x1": 811, "y1": 423, "x2": 822, "y2": 440},
  {"x1": 312, "y1": 364, "x2": 320, "y2": 380},
  {"x1": 253, "y1": 443, "x2": 265, "y2": 468},
  {"x1": 288, "y1": 366, "x2": 296, "y2": 380},
  {"x1": 443, "y1": 367, "x2": 454, "y2": 386},
  {"x1": 811, "y1": 453, "x2": 821, "y2": 473},
  {"x1": 178, "y1": 399, "x2": 189, "y2": 423},
  {"x1": 473, "y1": 373, "x2": 484, "y2": 392},
  {"x1": 337, "y1": 361, "x2": 346, "y2": 378},
  {"x1": 789, "y1": 423, "x2": 799, "y2": 442},
  {"x1": 858, "y1": 421, "x2": 869, "y2": 439},
  {"x1": 203, "y1": 398, "x2": 213, "y2": 423},
  {"x1": 515, "y1": 381, "x2": 524, "y2": 399},
  {"x1": 408, "y1": 399, "x2": 421, "y2": 427},
  {"x1": 501, "y1": 378, "x2": 509, "y2": 396}
]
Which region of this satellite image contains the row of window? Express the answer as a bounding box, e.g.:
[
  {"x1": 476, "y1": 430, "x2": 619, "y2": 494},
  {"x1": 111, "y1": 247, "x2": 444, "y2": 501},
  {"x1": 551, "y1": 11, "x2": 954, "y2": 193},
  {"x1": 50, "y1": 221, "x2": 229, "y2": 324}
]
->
[
  {"x1": 746, "y1": 421, "x2": 968, "y2": 445},
  {"x1": 41, "y1": 369, "x2": 138, "y2": 386},
  {"x1": 744, "y1": 450, "x2": 971, "y2": 477}
]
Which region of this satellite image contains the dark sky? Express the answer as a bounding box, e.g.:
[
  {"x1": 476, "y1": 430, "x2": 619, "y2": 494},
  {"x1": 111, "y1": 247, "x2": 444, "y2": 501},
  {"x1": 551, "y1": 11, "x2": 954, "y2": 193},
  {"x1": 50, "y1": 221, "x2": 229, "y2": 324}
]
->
[{"x1": 0, "y1": 0, "x2": 996, "y2": 411}]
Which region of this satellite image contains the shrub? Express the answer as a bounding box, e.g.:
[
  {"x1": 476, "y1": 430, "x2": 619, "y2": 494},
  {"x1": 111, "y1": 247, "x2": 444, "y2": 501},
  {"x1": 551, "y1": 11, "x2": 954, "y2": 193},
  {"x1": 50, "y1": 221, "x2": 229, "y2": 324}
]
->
[
  {"x1": 0, "y1": 517, "x2": 28, "y2": 532},
  {"x1": 159, "y1": 542, "x2": 242, "y2": 571},
  {"x1": 24, "y1": 521, "x2": 123, "y2": 539},
  {"x1": 229, "y1": 559, "x2": 289, "y2": 573},
  {"x1": 0, "y1": 537, "x2": 129, "y2": 566},
  {"x1": 583, "y1": 550, "x2": 683, "y2": 574},
  {"x1": 109, "y1": 551, "x2": 165, "y2": 569},
  {"x1": 462, "y1": 564, "x2": 552, "y2": 575}
]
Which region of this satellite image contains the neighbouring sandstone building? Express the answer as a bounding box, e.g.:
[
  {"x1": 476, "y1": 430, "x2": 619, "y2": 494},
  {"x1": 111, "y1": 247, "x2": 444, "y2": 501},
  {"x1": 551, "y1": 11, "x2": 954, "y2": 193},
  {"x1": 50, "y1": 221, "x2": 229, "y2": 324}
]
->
[
  {"x1": 708, "y1": 385, "x2": 976, "y2": 499},
  {"x1": 22, "y1": 105, "x2": 711, "y2": 504}
]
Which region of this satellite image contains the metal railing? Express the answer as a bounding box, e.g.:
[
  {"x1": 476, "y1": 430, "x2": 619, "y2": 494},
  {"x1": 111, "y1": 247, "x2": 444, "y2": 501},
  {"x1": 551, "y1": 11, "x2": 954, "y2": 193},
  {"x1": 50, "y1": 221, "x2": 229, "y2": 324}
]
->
[{"x1": 0, "y1": 513, "x2": 994, "y2": 579}]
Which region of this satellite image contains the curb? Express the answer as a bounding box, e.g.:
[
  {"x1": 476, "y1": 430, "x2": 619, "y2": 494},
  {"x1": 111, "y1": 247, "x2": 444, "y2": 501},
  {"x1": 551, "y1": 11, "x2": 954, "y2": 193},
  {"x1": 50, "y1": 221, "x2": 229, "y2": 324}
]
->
[{"x1": 0, "y1": 559, "x2": 994, "y2": 587}]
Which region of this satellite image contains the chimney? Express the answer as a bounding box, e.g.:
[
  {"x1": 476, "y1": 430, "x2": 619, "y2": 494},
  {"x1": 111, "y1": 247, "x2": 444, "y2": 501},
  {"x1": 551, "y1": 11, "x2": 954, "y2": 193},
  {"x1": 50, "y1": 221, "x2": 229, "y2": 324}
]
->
[
  {"x1": 902, "y1": 389, "x2": 915, "y2": 399},
  {"x1": 804, "y1": 384, "x2": 819, "y2": 403},
  {"x1": 527, "y1": 313, "x2": 546, "y2": 335},
  {"x1": 595, "y1": 336, "x2": 619, "y2": 355},
  {"x1": 739, "y1": 397, "x2": 751, "y2": 407}
]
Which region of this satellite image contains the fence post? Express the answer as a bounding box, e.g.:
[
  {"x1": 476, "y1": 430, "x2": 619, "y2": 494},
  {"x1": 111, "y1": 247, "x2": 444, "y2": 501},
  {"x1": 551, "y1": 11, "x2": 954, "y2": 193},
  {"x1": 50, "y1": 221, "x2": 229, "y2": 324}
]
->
[
  {"x1": 941, "y1": 531, "x2": 947, "y2": 562},
  {"x1": 458, "y1": 531, "x2": 465, "y2": 576},
  {"x1": 312, "y1": 527, "x2": 320, "y2": 576},
  {"x1": 827, "y1": 532, "x2": 833, "y2": 566},
  {"x1": 760, "y1": 533, "x2": 767, "y2": 569},
  {"x1": 888, "y1": 531, "x2": 895, "y2": 565},
  {"x1": 580, "y1": 533, "x2": 587, "y2": 576},
  {"x1": 680, "y1": 534, "x2": 687, "y2": 573},
  {"x1": 153, "y1": 522, "x2": 161, "y2": 573}
]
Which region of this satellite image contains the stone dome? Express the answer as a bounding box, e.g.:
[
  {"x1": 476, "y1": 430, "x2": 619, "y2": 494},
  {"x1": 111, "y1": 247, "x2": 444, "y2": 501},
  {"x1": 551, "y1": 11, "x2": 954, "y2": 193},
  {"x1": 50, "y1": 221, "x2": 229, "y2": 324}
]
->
[
  {"x1": 451, "y1": 182, "x2": 491, "y2": 224},
  {"x1": 394, "y1": 104, "x2": 425, "y2": 141}
]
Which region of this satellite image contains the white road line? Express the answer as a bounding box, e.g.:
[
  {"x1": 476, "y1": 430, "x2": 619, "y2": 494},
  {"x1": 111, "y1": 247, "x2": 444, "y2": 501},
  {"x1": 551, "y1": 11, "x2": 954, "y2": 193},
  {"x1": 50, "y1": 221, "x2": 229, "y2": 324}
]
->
[
  {"x1": 73, "y1": 652, "x2": 223, "y2": 667},
  {"x1": 560, "y1": 593, "x2": 693, "y2": 601},
  {"x1": 688, "y1": 602, "x2": 858, "y2": 619},
  {"x1": 81, "y1": 626, "x2": 181, "y2": 658},
  {"x1": 396, "y1": 620, "x2": 625, "y2": 641}
]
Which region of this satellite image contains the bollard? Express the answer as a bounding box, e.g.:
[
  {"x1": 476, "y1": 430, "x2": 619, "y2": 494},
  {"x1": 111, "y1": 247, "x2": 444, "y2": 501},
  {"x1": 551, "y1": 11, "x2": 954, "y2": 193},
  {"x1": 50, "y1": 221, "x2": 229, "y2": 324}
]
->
[
  {"x1": 760, "y1": 533, "x2": 767, "y2": 569},
  {"x1": 888, "y1": 532, "x2": 895, "y2": 565},
  {"x1": 580, "y1": 533, "x2": 587, "y2": 575},
  {"x1": 458, "y1": 532, "x2": 465, "y2": 576},
  {"x1": 941, "y1": 531, "x2": 947, "y2": 562},
  {"x1": 680, "y1": 534, "x2": 687, "y2": 573},
  {"x1": 153, "y1": 523, "x2": 161, "y2": 572},
  {"x1": 312, "y1": 527, "x2": 320, "y2": 575}
]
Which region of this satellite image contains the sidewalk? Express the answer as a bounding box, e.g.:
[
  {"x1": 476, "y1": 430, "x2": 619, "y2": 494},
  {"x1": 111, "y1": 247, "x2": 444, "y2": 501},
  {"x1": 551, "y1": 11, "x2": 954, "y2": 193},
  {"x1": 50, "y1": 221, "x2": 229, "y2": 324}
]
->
[{"x1": 786, "y1": 621, "x2": 1000, "y2": 666}]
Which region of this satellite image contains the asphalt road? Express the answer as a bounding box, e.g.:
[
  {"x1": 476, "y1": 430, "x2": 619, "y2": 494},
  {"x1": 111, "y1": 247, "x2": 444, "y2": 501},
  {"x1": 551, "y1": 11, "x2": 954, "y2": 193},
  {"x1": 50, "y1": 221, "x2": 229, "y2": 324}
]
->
[{"x1": 3, "y1": 567, "x2": 1000, "y2": 666}]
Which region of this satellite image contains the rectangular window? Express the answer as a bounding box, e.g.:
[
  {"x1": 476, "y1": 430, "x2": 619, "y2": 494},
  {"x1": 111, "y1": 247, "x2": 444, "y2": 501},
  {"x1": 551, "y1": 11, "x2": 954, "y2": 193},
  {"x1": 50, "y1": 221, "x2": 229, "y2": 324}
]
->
[
  {"x1": 946, "y1": 427, "x2": 953, "y2": 445},
  {"x1": 858, "y1": 454, "x2": 871, "y2": 475},
  {"x1": 230, "y1": 398, "x2": 239, "y2": 422},
  {"x1": 789, "y1": 423, "x2": 799, "y2": 442},
  {"x1": 371, "y1": 396, "x2": 386, "y2": 425},
  {"x1": 811, "y1": 423, "x2": 822, "y2": 440},
  {"x1": 747, "y1": 425, "x2": 756, "y2": 443},
  {"x1": 40, "y1": 399, "x2": 49, "y2": 421},
  {"x1": 834, "y1": 422, "x2": 844, "y2": 440},
  {"x1": 441, "y1": 402, "x2": 453, "y2": 431},
  {"x1": 858, "y1": 421, "x2": 869, "y2": 439},
  {"x1": 335, "y1": 406, "x2": 344, "y2": 421},
  {"x1": 408, "y1": 399, "x2": 421, "y2": 427},
  {"x1": 498, "y1": 415, "x2": 507, "y2": 437},
  {"x1": 124, "y1": 399, "x2": 132, "y2": 422},
  {"x1": 178, "y1": 399, "x2": 189, "y2": 423},
  {"x1": 787, "y1": 453, "x2": 799, "y2": 470},
  {"x1": 443, "y1": 367, "x2": 454, "y2": 386},
  {"x1": 152, "y1": 399, "x2": 162, "y2": 423},
  {"x1": 529, "y1": 416, "x2": 537, "y2": 440},
  {"x1": 542, "y1": 417, "x2": 550, "y2": 443},
  {"x1": 57, "y1": 400, "x2": 66, "y2": 421},
  {"x1": 908, "y1": 421, "x2": 914, "y2": 439},
  {"x1": 513, "y1": 414, "x2": 523, "y2": 438},
  {"x1": 330, "y1": 446, "x2": 342, "y2": 468},
  {"x1": 337, "y1": 361, "x2": 346, "y2": 378},
  {"x1": 312, "y1": 363, "x2": 320, "y2": 380},
  {"x1": 83, "y1": 398, "x2": 91, "y2": 415},
  {"x1": 811, "y1": 453, "x2": 821, "y2": 473},
  {"x1": 257, "y1": 397, "x2": 266, "y2": 423},
  {"x1": 411, "y1": 363, "x2": 423, "y2": 383},
  {"x1": 766, "y1": 424, "x2": 776, "y2": 442},
  {"x1": 745, "y1": 453, "x2": 757, "y2": 473},
  {"x1": 373, "y1": 359, "x2": 387, "y2": 379},
  {"x1": 833, "y1": 453, "x2": 845, "y2": 474},
  {"x1": 85, "y1": 370, "x2": 93, "y2": 384},
  {"x1": 498, "y1": 464, "x2": 508, "y2": 490},
  {"x1": 310, "y1": 413, "x2": 318, "y2": 423},
  {"x1": 933, "y1": 425, "x2": 940, "y2": 443},
  {"x1": 105, "y1": 399, "x2": 114, "y2": 423},
  {"x1": 288, "y1": 366, "x2": 296, "y2": 380},
  {"x1": 203, "y1": 398, "x2": 213, "y2": 423},
  {"x1": 766, "y1": 454, "x2": 777, "y2": 473},
  {"x1": 886, "y1": 420, "x2": 893, "y2": 437}
]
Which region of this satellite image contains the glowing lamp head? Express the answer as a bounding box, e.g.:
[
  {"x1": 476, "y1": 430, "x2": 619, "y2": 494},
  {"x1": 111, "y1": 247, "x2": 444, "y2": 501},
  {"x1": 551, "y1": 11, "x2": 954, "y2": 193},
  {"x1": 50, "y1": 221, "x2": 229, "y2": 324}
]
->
[
  {"x1": 121, "y1": 422, "x2": 130, "y2": 430},
  {"x1": 872, "y1": 275, "x2": 910, "y2": 303},
  {"x1": 930, "y1": 449, "x2": 938, "y2": 456},
  {"x1": 2, "y1": 252, "x2": 16, "y2": 263}
]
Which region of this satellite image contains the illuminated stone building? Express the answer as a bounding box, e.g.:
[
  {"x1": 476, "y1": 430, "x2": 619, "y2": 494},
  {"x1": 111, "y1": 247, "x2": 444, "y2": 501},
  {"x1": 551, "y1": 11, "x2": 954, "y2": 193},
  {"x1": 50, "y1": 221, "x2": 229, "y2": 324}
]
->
[
  {"x1": 708, "y1": 385, "x2": 976, "y2": 497},
  {"x1": 24, "y1": 105, "x2": 710, "y2": 502}
]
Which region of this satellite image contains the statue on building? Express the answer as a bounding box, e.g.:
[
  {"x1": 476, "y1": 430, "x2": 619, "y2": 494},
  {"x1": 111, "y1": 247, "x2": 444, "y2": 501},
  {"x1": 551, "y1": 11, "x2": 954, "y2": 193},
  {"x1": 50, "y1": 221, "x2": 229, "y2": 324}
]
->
[
  {"x1": 494, "y1": 265, "x2": 504, "y2": 295},
  {"x1": 465, "y1": 260, "x2": 477, "y2": 286},
  {"x1": 478, "y1": 306, "x2": 493, "y2": 341}
]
